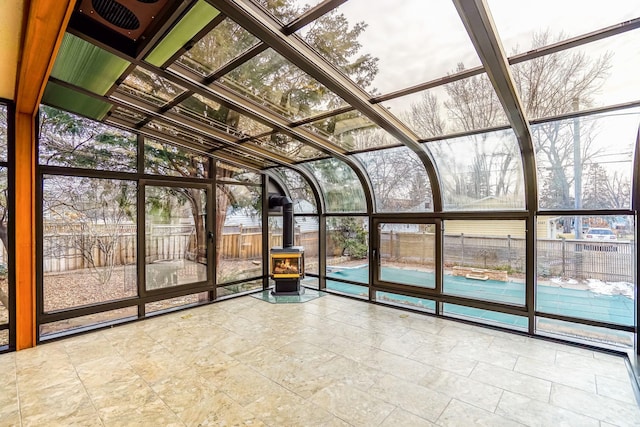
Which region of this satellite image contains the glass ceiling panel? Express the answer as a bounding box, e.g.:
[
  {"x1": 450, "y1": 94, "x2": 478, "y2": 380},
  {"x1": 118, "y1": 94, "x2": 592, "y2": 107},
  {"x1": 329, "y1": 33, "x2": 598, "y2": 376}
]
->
[
  {"x1": 306, "y1": 111, "x2": 399, "y2": 151},
  {"x1": 382, "y1": 72, "x2": 509, "y2": 139},
  {"x1": 116, "y1": 67, "x2": 187, "y2": 108},
  {"x1": 146, "y1": 0, "x2": 220, "y2": 67},
  {"x1": 424, "y1": 129, "x2": 525, "y2": 211},
  {"x1": 216, "y1": 146, "x2": 275, "y2": 169},
  {"x1": 219, "y1": 48, "x2": 348, "y2": 120},
  {"x1": 512, "y1": 30, "x2": 640, "y2": 120},
  {"x1": 174, "y1": 93, "x2": 271, "y2": 138},
  {"x1": 271, "y1": 167, "x2": 318, "y2": 213},
  {"x1": 51, "y1": 33, "x2": 130, "y2": 96},
  {"x1": 42, "y1": 82, "x2": 112, "y2": 121},
  {"x1": 217, "y1": 161, "x2": 262, "y2": 183},
  {"x1": 304, "y1": 158, "x2": 366, "y2": 213},
  {"x1": 145, "y1": 120, "x2": 224, "y2": 150},
  {"x1": 110, "y1": 106, "x2": 146, "y2": 126},
  {"x1": 354, "y1": 147, "x2": 433, "y2": 213},
  {"x1": 488, "y1": 0, "x2": 640, "y2": 57},
  {"x1": 297, "y1": 0, "x2": 481, "y2": 96},
  {"x1": 176, "y1": 18, "x2": 260, "y2": 77},
  {"x1": 248, "y1": 133, "x2": 325, "y2": 161},
  {"x1": 256, "y1": 0, "x2": 324, "y2": 25},
  {"x1": 535, "y1": 107, "x2": 639, "y2": 210}
]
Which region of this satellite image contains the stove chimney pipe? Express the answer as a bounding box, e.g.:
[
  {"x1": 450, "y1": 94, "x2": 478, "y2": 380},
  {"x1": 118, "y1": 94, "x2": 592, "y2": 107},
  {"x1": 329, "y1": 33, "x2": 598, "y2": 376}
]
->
[{"x1": 269, "y1": 194, "x2": 294, "y2": 248}]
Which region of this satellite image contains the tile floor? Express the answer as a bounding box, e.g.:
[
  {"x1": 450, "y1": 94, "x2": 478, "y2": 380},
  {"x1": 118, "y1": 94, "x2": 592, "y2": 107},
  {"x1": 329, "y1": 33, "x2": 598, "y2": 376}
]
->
[{"x1": 1, "y1": 294, "x2": 639, "y2": 426}]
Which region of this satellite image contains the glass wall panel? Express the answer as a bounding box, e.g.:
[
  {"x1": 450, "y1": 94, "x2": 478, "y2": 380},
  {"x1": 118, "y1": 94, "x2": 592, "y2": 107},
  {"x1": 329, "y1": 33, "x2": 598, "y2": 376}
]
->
[
  {"x1": 355, "y1": 147, "x2": 433, "y2": 212},
  {"x1": 535, "y1": 108, "x2": 638, "y2": 210},
  {"x1": 144, "y1": 139, "x2": 209, "y2": 178},
  {"x1": 39, "y1": 106, "x2": 137, "y2": 172},
  {"x1": 42, "y1": 176, "x2": 137, "y2": 312},
  {"x1": 145, "y1": 292, "x2": 208, "y2": 314},
  {"x1": 0, "y1": 167, "x2": 7, "y2": 327},
  {"x1": 270, "y1": 168, "x2": 317, "y2": 214},
  {"x1": 512, "y1": 32, "x2": 640, "y2": 119},
  {"x1": 536, "y1": 215, "x2": 634, "y2": 327},
  {"x1": 0, "y1": 104, "x2": 7, "y2": 162},
  {"x1": 443, "y1": 303, "x2": 528, "y2": 330},
  {"x1": 378, "y1": 223, "x2": 435, "y2": 288},
  {"x1": 145, "y1": 186, "x2": 208, "y2": 291},
  {"x1": 384, "y1": 76, "x2": 509, "y2": 138},
  {"x1": 426, "y1": 130, "x2": 525, "y2": 211},
  {"x1": 376, "y1": 291, "x2": 435, "y2": 313},
  {"x1": 40, "y1": 306, "x2": 137, "y2": 337},
  {"x1": 177, "y1": 18, "x2": 260, "y2": 77},
  {"x1": 304, "y1": 158, "x2": 366, "y2": 213},
  {"x1": 218, "y1": 280, "x2": 263, "y2": 298},
  {"x1": 444, "y1": 220, "x2": 526, "y2": 305},
  {"x1": 326, "y1": 280, "x2": 368, "y2": 299},
  {"x1": 0, "y1": 329, "x2": 7, "y2": 347},
  {"x1": 217, "y1": 185, "x2": 262, "y2": 283},
  {"x1": 326, "y1": 216, "x2": 368, "y2": 284},
  {"x1": 488, "y1": 0, "x2": 640, "y2": 57},
  {"x1": 219, "y1": 48, "x2": 347, "y2": 119},
  {"x1": 297, "y1": 0, "x2": 481, "y2": 95},
  {"x1": 536, "y1": 317, "x2": 633, "y2": 350}
]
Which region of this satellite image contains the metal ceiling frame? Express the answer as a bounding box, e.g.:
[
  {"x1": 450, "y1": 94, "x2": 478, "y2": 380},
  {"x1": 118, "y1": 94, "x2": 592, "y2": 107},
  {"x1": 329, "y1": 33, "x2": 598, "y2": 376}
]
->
[{"x1": 207, "y1": 0, "x2": 443, "y2": 212}]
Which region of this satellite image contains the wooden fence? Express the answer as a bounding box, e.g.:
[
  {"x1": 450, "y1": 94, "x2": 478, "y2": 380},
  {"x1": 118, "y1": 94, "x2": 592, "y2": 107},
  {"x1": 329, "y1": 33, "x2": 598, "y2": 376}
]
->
[
  {"x1": 40, "y1": 224, "x2": 319, "y2": 273},
  {"x1": 33, "y1": 225, "x2": 636, "y2": 282}
]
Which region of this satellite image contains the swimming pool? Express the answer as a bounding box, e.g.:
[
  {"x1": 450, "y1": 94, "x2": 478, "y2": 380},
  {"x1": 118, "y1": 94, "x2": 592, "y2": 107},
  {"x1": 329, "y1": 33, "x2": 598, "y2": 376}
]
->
[{"x1": 327, "y1": 266, "x2": 634, "y2": 326}]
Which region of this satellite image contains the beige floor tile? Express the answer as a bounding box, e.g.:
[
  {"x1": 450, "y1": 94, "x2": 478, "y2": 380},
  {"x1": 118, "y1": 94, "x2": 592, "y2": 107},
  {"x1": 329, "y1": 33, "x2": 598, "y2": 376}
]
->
[
  {"x1": 310, "y1": 382, "x2": 397, "y2": 427},
  {"x1": 419, "y1": 367, "x2": 503, "y2": 412},
  {"x1": 438, "y1": 399, "x2": 525, "y2": 426},
  {"x1": 514, "y1": 355, "x2": 596, "y2": 392},
  {"x1": 369, "y1": 373, "x2": 451, "y2": 421},
  {"x1": 555, "y1": 350, "x2": 629, "y2": 381},
  {"x1": 550, "y1": 383, "x2": 640, "y2": 426},
  {"x1": 3, "y1": 294, "x2": 638, "y2": 427},
  {"x1": 470, "y1": 362, "x2": 552, "y2": 402},
  {"x1": 380, "y1": 407, "x2": 437, "y2": 426},
  {"x1": 496, "y1": 390, "x2": 599, "y2": 426},
  {"x1": 595, "y1": 374, "x2": 638, "y2": 405}
]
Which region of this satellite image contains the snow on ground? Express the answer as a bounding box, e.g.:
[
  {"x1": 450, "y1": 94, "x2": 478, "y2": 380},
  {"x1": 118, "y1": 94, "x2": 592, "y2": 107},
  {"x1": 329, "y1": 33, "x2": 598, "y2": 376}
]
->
[
  {"x1": 586, "y1": 279, "x2": 634, "y2": 298},
  {"x1": 549, "y1": 276, "x2": 633, "y2": 298}
]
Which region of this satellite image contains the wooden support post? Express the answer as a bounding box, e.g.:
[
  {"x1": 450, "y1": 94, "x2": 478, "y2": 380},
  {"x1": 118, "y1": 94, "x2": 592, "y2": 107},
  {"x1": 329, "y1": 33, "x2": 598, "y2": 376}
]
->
[{"x1": 14, "y1": 0, "x2": 74, "y2": 349}]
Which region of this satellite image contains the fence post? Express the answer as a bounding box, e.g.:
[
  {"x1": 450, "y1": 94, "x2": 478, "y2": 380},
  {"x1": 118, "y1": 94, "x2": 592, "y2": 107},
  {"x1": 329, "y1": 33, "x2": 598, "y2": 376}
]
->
[{"x1": 460, "y1": 233, "x2": 464, "y2": 267}]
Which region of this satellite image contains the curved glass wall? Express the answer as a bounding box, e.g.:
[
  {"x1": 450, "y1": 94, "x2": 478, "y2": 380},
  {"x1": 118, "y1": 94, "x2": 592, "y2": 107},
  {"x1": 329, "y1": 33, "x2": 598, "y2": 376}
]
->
[
  {"x1": 355, "y1": 146, "x2": 433, "y2": 212},
  {"x1": 425, "y1": 129, "x2": 525, "y2": 211},
  {"x1": 270, "y1": 167, "x2": 318, "y2": 214},
  {"x1": 534, "y1": 108, "x2": 639, "y2": 210},
  {"x1": 304, "y1": 158, "x2": 367, "y2": 213}
]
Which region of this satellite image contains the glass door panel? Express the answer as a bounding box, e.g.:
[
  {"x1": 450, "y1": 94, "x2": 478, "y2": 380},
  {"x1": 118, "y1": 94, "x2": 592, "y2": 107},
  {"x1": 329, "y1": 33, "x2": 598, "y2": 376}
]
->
[
  {"x1": 145, "y1": 185, "x2": 208, "y2": 291},
  {"x1": 377, "y1": 222, "x2": 436, "y2": 288}
]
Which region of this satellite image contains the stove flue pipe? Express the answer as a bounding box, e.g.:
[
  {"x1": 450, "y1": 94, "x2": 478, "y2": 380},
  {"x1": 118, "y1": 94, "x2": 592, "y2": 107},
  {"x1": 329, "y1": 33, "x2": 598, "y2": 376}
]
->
[{"x1": 269, "y1": 194, "x2": 294, "y2": 248}]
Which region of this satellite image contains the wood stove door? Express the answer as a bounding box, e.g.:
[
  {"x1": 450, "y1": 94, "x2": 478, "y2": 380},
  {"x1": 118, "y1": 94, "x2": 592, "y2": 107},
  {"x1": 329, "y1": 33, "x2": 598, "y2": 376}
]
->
[{"x1": 142, "y1": 181, "x2": 212, "y2": 295}]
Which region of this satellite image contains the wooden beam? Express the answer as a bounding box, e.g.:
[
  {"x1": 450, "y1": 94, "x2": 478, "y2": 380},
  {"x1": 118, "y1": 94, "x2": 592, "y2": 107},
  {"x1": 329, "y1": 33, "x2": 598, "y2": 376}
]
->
[{"x1": 14, "y1": 0, "x2": 74, "y2": 350}]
